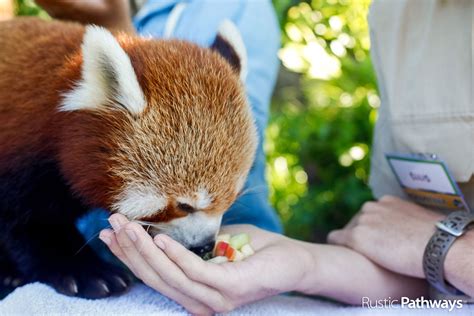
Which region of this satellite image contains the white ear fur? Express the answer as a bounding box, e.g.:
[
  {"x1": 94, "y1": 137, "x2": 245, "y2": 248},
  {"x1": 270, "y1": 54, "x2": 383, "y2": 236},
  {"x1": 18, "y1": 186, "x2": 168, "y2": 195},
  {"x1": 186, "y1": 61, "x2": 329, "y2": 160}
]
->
[
  {"x1": 217, "y1": 20, "x2": 248, "y2": 81},
  {"x1": 60, "y1": 26, "x2": 145, "y2": 115}
]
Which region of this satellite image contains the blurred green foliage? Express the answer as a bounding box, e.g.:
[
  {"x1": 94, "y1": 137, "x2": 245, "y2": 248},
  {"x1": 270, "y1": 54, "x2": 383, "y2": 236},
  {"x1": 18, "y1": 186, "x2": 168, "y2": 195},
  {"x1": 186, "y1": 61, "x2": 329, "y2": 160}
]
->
[
  {"x1": 14, "y1": 0, "x2": 378, "y2": 242},
  {"x1": 14, "y1": 0, "x2": 48, "y2": 18},
  {"x1": 268, "y1": 0, "x2": 377, "y2": 241}
]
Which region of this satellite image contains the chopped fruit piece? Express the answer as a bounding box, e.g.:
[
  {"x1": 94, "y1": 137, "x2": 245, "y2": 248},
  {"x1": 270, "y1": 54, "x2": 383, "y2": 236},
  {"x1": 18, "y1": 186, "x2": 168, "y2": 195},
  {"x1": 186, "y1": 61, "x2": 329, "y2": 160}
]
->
[
  {"x1": 213, "y1": 241, "x2": 229, "y2": 257},
  {"x1": 233, "y1": 250, "x2": 244, "y2": 262},
  {"x1": 229, "y1": 233, "x2": 250, "y2": 250},
  {"x1": 208, "y1": 256, "x2": 228, "y2": 264},
  {"x1": 240, "y1": 244, "x2": 254, "y2": 257},
  {"x1": 202, "y1": 252, "x2": 213, "y2": 261},
  {"x1": 216, "y1": 234, "x2": 231, "y2": 243},
  {"x1": 206, "y1": 233, "x2": 255, "y2": 262},
  {"x1": 224, "y1": 245, "x2": 236, "y2": 261}
]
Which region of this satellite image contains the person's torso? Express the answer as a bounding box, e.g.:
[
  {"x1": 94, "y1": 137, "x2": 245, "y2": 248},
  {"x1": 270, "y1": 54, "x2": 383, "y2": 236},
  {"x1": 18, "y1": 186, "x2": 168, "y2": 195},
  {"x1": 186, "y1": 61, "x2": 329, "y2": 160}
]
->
[{"x1": 368, "y1": 0, "x2": 474, "y2": 209}]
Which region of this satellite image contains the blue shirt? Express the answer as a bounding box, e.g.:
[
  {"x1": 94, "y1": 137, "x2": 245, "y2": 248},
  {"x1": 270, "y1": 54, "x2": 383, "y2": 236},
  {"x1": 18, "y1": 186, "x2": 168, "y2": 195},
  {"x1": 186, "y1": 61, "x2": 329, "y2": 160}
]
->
[{"x1": 77, "y1": 0, "x2": 282, "y2": 245}]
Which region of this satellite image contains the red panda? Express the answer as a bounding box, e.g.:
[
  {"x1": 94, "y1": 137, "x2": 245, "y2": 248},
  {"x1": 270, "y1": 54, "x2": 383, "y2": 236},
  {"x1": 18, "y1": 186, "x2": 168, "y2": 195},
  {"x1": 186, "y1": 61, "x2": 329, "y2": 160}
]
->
[{"x1": 0, "y1": 17, "x2": 257, "y2": 298}]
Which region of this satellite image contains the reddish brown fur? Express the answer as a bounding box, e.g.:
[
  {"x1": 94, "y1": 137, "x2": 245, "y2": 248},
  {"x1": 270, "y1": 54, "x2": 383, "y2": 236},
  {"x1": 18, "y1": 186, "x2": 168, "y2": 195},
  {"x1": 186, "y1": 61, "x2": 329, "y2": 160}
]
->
[{"x1": 0, "y1": 18, "x2": 256, "y2": 223}]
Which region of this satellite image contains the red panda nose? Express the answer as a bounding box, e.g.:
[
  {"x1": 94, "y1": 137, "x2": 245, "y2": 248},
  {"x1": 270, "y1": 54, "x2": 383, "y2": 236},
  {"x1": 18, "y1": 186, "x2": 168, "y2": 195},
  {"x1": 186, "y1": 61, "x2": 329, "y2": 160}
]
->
[{"x1": 189, "y1": 239, "x2": 215, "y2": 257}]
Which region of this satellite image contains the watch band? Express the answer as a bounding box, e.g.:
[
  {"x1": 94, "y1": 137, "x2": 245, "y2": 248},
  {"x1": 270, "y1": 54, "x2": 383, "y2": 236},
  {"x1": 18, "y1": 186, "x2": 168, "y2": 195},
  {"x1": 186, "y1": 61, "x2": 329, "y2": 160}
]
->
[{"x1": 423, "y1": 211, "x2": 474, "y2": 295}]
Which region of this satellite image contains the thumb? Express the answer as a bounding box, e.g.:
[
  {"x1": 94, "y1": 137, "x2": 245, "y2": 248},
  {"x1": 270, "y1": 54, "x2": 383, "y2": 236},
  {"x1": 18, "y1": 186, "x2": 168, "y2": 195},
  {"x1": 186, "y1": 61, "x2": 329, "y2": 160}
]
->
[{"x1": 327, "y1": 229, "x2": 349, "y2": 245}]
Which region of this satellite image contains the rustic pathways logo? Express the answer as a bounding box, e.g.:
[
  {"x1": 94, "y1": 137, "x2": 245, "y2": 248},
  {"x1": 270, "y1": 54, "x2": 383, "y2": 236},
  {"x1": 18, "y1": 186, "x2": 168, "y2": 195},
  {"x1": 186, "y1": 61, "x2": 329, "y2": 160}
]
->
[{"x1": 362, "y1": 296, "x2": 463, "y2": 312}]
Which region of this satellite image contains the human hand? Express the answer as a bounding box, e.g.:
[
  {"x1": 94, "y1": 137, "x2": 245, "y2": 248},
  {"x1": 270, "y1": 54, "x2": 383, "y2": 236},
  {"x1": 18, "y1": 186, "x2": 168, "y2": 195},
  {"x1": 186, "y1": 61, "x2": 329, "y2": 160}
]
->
[
  {"x1": 99, "y1": 214, "x2": 312, "y2": 315},
  {"x1": 35, "y1": 0, "x2": 135, "y2": 33},
  {"x1": 328, "y1": 195, "x2": 443, "y2": 278}
]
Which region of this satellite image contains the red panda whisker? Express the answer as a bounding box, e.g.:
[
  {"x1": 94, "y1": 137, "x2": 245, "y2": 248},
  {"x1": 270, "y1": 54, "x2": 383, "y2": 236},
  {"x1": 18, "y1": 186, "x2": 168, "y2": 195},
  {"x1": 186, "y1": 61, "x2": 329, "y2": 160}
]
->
[
  {"x1": 74, "y1": 230, "x2": 103, "y2": 256},
  {"x1": 133, "y1": 220, "x2": 167, "y2": 231}
]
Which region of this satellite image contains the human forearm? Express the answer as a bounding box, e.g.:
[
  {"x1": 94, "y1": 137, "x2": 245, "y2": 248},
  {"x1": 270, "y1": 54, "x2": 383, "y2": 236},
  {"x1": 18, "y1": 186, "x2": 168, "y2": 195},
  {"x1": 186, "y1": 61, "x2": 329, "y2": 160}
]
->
[
  {"x1": 445, "y1": 229, "x2": 474, "y2": 297},
  {"x1": 297, "y1": 242, "x2": 428, "y2": 304},
  {"x1": 35, "y1": 0, "x2": 136, "y2": 34}
]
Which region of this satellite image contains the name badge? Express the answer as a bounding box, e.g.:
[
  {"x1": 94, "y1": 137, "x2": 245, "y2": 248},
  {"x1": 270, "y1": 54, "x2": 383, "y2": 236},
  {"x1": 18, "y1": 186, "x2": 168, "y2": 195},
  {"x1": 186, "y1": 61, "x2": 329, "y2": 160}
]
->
[{"x1": 385, "y1": 153, "x2": 470, "y2": 212}]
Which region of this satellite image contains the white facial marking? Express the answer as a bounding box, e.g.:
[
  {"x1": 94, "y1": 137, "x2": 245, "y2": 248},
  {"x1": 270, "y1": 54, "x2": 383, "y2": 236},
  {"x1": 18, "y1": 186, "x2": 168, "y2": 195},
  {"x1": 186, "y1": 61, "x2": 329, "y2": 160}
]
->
[
  {"x1": 217, "y1": 20, "x2": 248, "y2": 81},
  {"x1": 158, "y1": 212, "x2": 222, "y2": 248},
  {"x1": 113, "y1": 184, "x2": 166, "y2": 220},
  {"x1": 196, "y1": 188, "x2": 212, "y2": 209},
  {"x1": 176, "y1": 188, "x2": 212, "y2": 210},
  {"x1": 60, "y1": 26, "x2": 145, "y2": 115}
]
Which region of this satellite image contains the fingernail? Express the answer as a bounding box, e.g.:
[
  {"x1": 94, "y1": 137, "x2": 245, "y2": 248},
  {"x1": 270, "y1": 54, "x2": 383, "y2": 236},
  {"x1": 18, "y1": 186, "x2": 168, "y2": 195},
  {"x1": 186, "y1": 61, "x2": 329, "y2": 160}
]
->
[
  {"x1": 126, "y1": 229, "x2": 137, "y2": 242},
  {"x1": 99, "y1": 235, "x2": 111, "y2": 245},
  {"x1": 110, "y1": 218, "x2": 121, "y2": 232},
  {"x1": 154, "y1": 236, "x2": 166, "y2": 250}
]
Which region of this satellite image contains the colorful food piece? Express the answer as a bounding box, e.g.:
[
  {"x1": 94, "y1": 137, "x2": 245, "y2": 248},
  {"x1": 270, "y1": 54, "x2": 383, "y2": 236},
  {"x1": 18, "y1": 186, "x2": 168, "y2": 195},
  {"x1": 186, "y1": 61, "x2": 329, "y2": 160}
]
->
[
  {"x1": 224, "y1": 246, "x2": 236, "y2": 261},
  {"x1": 229, "y1": 233, "x2": 250, "y2": 250},
  {"x1": 233, "y1": 250, "x2": 244, "y2": 262},
  {"x1": 208, "y1": 256, "x2": 228, "y2": 264},
  {"x1": 240, "y1": 244, "x2": 255, "y2": 257},
  {"x1": 214, "y1": 241, "x2": 229, "y2": 257},
  {"x1": 202, "y1": 252, "x2": 213, "y2": 261},
  {"x1": 208, "y1": 233, "x2": 254, "y2": 262},
  {"x1": 216, "y1": 234, "x2": 231, "y2": 243}
]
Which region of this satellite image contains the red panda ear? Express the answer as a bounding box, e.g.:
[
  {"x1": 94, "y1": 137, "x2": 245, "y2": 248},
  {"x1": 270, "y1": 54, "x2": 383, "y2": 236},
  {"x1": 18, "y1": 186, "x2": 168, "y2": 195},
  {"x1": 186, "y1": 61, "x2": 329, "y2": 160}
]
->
[
  {"x1": 60, "y1": 26, "x2": 146, "y2": 116},
  {"x1": 211, "y1": 20, "x2": 247, "y2": 81}
]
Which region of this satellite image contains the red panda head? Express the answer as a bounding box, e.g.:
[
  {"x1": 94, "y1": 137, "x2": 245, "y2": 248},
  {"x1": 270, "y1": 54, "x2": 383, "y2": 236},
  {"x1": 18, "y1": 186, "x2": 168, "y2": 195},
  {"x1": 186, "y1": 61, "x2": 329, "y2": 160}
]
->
[{"x1": 58, "y1": 22, "x2": 257, "y2": 248}]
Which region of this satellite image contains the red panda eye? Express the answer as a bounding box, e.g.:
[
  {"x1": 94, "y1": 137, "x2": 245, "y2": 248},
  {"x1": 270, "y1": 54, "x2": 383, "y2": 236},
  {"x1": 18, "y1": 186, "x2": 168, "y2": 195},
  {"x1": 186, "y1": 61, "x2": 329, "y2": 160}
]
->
[{"x1": 177, "y1": 203, "x2": 196, "y2": 213}]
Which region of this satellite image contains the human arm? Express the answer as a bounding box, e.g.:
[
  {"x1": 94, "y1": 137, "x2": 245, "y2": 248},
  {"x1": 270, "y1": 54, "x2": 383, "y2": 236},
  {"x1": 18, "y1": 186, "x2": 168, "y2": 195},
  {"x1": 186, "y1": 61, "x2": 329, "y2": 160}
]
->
[
  {"x1": 298, "y1": 242, "x2": 427, "y2": 304},
  {"x1": 35, "y1": 0, "x2": 135, "y2": 33},
  {"x1": 100, "y1": 213, "x2": 426, "y2": 314},
  {"x1": 444, "y1": 229, "x2": 474, "y2": 296},
  {"x1": 328, "y1": 195, "x2": 474, "y2": 297}
]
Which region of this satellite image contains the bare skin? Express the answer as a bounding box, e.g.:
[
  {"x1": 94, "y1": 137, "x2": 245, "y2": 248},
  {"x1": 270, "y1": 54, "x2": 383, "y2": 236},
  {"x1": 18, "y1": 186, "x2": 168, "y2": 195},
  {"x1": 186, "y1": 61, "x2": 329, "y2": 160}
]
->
[
  {"x1": 328, "y1": 195, "x2": 474, "y2": 297},
  {"x1": 35, "y1": 0, "x2": 135, "y2": 33},
  {"x1": 100, "y1": 213, "x2": 427, "y2": 315},
  {"x1": 99, "y1": 196, "x2": 473, "y2": 314}
]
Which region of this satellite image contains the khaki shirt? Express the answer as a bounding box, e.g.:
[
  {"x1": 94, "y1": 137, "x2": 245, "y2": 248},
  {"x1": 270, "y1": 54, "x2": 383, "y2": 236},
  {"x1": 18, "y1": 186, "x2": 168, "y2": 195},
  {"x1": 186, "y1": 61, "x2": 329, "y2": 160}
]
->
[{"x1": 368, "y1": 0, "x2": 474, "y2": 209}]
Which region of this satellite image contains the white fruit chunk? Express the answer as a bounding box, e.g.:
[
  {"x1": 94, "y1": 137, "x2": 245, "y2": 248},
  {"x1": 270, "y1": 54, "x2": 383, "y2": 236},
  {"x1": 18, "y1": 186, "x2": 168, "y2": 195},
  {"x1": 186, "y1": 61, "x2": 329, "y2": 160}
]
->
[
  {"x1": 229, "y1": 233, "x2": 250, "y2": 250},
  {"x1": 240, "y1": 244, "x2": 255, "y2": 257},
  {"x1": 216, "y1": 234, "x2": 231, "y2": 243},
  {"x1": 233, "y1": 250, "x2": 244, "y2": 262},
  {"x1": 208, "y1": 256, "x2": 228, "y2": 264}
]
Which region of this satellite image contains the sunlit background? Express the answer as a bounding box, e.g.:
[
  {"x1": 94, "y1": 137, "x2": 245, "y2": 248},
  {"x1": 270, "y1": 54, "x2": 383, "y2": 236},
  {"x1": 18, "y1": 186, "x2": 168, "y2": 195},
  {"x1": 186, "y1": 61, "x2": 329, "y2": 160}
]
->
[
  {"x1": 6, "y1": 0, "x2": 378, "y2": 242},
  {"x1": 270, "y1": 0, "x2": 376, "y2": 241}
]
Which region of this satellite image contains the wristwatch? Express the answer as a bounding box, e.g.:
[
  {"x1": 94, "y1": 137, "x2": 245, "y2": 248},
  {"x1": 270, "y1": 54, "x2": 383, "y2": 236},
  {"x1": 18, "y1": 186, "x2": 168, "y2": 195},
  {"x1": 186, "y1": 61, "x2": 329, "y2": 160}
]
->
[{"x1": 423, "y1": 210, "x2": 474, "y2": 295}]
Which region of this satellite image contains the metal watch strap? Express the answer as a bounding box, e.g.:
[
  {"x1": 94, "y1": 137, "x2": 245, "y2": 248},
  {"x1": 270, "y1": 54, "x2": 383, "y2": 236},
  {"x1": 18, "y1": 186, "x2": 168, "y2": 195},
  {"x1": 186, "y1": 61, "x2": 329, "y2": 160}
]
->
[{"x1": 423, "y1": 211, "x2": 474, "y2": 295}]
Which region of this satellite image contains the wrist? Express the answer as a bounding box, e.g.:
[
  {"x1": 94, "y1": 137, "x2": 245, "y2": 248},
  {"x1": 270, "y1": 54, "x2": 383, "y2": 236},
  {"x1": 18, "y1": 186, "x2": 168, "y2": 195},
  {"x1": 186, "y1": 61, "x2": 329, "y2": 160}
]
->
[
  {"x1": 294, "y1": 241, "x2": 325, "y2": 295},
  {"x1": 444, "y1": 229, "x2": 474, "y2": 292},
  {"x1": 423, "y1": 210, "x2": 474, "y2": 296},
  {"x1": 413, "y1": 217, "x2": 442, "y2": 278}
]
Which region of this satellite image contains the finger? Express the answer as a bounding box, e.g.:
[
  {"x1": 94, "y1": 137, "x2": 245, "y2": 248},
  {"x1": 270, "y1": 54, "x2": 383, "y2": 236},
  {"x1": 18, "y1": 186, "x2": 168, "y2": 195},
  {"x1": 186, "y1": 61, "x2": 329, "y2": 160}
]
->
[
  {"x1": 109, "y1": 213, "x2": 130, "y2": 232},
  {"x1": 344, "y1": 212, "x2": 362, "y2": 229},
  {"x1": 111, "y1": 222, "x2": 214, "y2": 314},
  {"x1": 154, "y1": 234, "x2": 228, "y2": 289},
  {"x1": 124, "y1": 225, "x2": 230, "y2": 312},
  {"x1": 113, "y1": 218, "x2": 165, "y2": 282},
  {"x1": 327, "y1": 229, "x2": 350, "y2": 245},
  {"x1": 99, "y1": 229, "x2": 131, "y2": 266}
]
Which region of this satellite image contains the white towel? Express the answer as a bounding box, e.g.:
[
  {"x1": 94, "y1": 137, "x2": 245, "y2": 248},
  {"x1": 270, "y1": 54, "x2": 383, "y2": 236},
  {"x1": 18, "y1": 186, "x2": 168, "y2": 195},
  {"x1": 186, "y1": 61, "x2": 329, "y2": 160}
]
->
[{"x1": 0, "y1": 283, "x2": 472, "y2": 315}]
